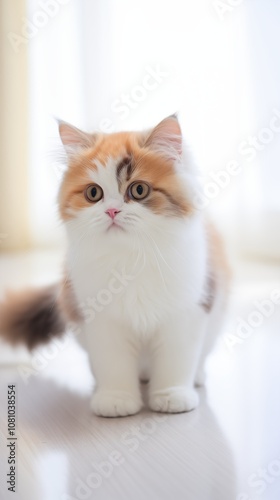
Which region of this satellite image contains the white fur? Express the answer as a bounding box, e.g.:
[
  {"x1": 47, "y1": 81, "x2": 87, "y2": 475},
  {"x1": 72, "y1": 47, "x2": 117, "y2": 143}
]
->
[{"x1": 64, "y1": 149, "x2": 225, "y2": 417}]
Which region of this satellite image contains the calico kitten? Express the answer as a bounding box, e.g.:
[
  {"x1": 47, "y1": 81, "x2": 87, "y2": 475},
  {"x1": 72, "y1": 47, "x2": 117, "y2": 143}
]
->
[{"x1": 0, "y1": 115, "x2": 229, "y2": 417}]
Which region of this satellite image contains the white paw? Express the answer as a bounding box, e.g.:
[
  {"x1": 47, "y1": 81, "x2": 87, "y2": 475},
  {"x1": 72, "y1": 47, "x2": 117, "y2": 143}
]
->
[
  {"x1": 149, "y1": 386, "x2": 199, "y2": 413},
  {"x1": 90, "y1": 390, "x2": 142, "y2": 417}
]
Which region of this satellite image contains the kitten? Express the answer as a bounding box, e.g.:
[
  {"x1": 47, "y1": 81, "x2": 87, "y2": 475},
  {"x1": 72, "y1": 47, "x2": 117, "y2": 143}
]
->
[{"x1": 0, "y1": 115, "x2": 229, "y2": 417}]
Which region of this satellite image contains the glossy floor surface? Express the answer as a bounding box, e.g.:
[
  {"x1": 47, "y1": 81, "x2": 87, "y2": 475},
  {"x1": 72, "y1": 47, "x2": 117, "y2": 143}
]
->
[{"x1": 0, "y1": 250, "x2": 280, "y2": 500}]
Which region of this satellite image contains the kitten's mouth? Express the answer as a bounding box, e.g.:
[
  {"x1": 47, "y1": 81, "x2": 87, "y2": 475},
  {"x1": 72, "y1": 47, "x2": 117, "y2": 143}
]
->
[{"x1": 107, "y1": 220, "x2": 125, "y2": 232}]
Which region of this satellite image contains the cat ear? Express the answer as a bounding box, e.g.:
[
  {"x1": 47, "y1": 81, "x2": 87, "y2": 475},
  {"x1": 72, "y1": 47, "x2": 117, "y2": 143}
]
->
[
  {"x1": 58, "y1": 120, "x2": 96, "y2": 151},
  {"x1": 144, "y1": 114, "x2": 182, "y2": 160}
]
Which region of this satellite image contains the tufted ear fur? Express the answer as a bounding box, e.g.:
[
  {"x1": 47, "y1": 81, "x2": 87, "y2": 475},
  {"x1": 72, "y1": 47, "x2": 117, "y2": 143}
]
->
[
  {"x1": 144, "y1": 114, "x2": 182, "y2": 160},
  {"x1": 58, "y1": 121, "x2": 97, "y2": 151}
]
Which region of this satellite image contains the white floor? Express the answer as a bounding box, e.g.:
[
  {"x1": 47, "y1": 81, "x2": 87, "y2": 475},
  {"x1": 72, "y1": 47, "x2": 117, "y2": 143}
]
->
[{"x1": 0, "y1": 250, "x2": 280, "y2": 500}]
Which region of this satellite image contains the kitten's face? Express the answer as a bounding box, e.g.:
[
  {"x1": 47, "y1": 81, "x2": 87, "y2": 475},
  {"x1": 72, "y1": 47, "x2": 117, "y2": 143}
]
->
[{"x1": 58, "y1": 117, "x2": 193, "y2": 237}]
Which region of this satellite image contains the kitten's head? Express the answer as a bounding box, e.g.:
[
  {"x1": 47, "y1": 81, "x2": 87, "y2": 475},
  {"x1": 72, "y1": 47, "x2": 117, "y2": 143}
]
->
[{"x1": 58, "y1": 115, "x2": 195, "y2": 239}]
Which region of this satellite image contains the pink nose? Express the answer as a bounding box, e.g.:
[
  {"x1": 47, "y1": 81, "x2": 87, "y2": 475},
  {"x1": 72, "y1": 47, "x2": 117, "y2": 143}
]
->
[{"x1": 105, "y1": 208, "x2": 120, "y2": 219}]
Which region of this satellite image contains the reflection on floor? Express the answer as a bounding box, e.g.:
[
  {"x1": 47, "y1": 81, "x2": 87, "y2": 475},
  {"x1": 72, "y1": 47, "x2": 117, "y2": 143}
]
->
[{"x1": 0, "y1": 250, "x2": 280, "y2": 500}]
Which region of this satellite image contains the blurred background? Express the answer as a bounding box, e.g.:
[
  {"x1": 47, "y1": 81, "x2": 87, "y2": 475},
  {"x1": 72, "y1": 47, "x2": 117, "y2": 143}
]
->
[
  {"x1": 0, "y1": 2, "x2": 280, "y2": 500},
  {"x1": 1, "y1": 0, "x2": 280, "y2": 258}
]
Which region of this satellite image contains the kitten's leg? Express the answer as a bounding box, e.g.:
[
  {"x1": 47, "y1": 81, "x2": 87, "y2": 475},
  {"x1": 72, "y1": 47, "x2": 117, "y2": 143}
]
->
[
  {"x1": 84, "y1": 317, "x2": 142, "y2": 417},
  {"x1": 149, "y1": 307, "x2": 207, "y2": 413},
  {"x1": 195, "y1": 293, "x2": 226, "y2": 386}
]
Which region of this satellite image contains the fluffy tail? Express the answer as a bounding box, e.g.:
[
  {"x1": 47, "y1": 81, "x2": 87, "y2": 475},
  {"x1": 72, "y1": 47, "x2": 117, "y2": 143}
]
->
[{"x1": 0, "y1": 285, "x2": 66, "y2": 350}]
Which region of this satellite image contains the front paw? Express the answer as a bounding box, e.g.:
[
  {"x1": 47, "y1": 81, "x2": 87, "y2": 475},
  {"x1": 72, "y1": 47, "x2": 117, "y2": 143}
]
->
[
  {"x1": 149, "y1": 386, "x2": 199, "y2": 413},
  {"x1": 90, "y1": 390, "x2": 142, "y2": 417}
]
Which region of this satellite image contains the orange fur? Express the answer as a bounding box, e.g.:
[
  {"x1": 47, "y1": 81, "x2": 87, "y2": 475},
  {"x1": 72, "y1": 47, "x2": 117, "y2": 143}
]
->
[
  {"x1": 57, "y1": 274, "x2": 82, "y2": 323},
  {"x1": 206, "y1": 220, "x2": 231, "y2": 293},
  {"x1": 59, "y1": 131, "x2": 192, "y2": 220}
]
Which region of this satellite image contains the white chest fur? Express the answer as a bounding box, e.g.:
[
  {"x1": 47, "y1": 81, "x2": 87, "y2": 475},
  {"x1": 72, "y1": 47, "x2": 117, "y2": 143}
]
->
[{"x1": 66, "y1": 215, "x2": 207, "y2": 335}]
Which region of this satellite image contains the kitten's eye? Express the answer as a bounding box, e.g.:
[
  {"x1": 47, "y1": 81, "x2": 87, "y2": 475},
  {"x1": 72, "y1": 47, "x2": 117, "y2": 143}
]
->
[
  {"x1": 84, "y1": 184, "x2": 103, "y2": 202},
  {"x1": 128, "y1": 182, "x2": 150, "y2": 200}
]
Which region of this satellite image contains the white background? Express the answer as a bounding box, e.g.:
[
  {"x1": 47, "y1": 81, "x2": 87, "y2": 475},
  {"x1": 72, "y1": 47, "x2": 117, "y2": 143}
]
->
[{"x1": 28, "y1": 0, "x2": 280, "y2": 259}]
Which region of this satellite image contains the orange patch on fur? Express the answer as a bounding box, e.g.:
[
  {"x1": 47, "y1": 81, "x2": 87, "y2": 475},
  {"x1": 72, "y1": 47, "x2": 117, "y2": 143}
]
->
[
  {"x1": 58, "y1": 273, "x2": 82, "y2": 322},
  {"x1": 199, "y1": 221, "x2": 230, "y2": 312},
  {"x1": 207, "y1": 220, "x2": 231, "y2": 287},
  {"x1": 203, "y1": 220, "x2": 231, "y2": 311},
  {"x1": 59, "y1": 132, "x2": 142, "y2": 219},
  {"x1": 123, "y1": 149, "x2": 191, "y2": 216},
  {"x1": 59, "y1": 131, "x2": 192, "y2": 220}
]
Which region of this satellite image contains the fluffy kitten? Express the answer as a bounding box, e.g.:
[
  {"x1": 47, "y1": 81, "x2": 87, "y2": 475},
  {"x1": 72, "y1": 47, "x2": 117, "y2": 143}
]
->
[{"x1": 0, "y1": 115, "x2": 229, "y2": 417}]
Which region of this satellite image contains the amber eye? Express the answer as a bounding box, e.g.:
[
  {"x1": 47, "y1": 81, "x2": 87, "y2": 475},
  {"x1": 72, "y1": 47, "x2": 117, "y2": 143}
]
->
[
  {"x1": 84, "y1": 184, "x2": 103, "y2": 202},
  {"x1": 128, "y1": 182, "x2": 150, "y2": 200}
]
